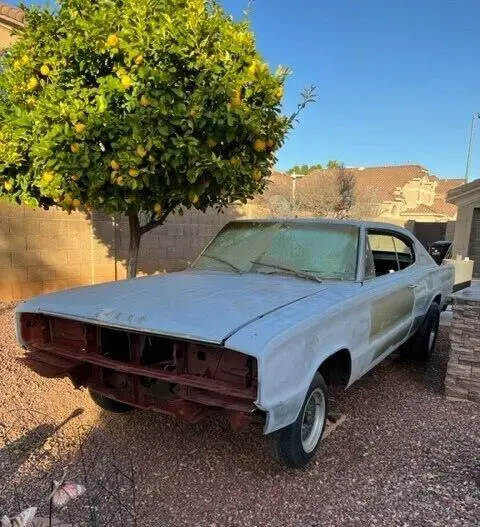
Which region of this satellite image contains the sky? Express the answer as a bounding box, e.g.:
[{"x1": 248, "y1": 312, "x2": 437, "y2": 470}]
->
[{"x1": 221, "y1": 0, "x2": 480, "y2": 179}]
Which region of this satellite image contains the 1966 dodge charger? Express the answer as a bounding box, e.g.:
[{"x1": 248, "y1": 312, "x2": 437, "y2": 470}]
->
[{"x1": 15, "y1": 219, "x2": 454, "y2": 467}]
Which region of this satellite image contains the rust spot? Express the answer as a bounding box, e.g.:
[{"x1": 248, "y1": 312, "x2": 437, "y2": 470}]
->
[
  {"x1": 227, "y1": 411, "x2": 252, "y2": 431},
  {"x1": 19, "y1": 313, "x2": 257, "y2": 427}
]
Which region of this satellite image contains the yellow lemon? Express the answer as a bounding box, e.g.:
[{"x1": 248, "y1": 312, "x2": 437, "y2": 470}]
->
[
  {"x1": 136, "y1": 146, "x2": 147, "y2": 158},
  {"x1": 188, "y1": 189, "x2": 200, "y2": 204},
  {"x1": 63, "y1": 195, "x2": 73, "y2": 205},
  {"x1": 21, "y1": 55, "x2": 29, "y2": 65},
  {"x1": 252, "y1": 169, "x2": 262, "y2": 181},
  {"x1": 257, "y1": 62, "x2": 268, "y2": 75},
  {"x1": 13, "y1": 60, "x2": 21, "y2": 70},
  {"x1": 230, "y1": 90, "x2": 242, "y2": 108},
  {"x1": 266, "y1": 139, "x2": 275, "y2": 149},
  {"x1": 153, "y1": 203, "x2": 162, "y2": 214},
  {"x1": 26, "y1": 97, "x2": 36, "y2": 107},
  {"x1": 140, "y1": 95, "x2": 151, "y2": 107},
  {"x1": 27, "y1": 77, "x2": 38, "y2": 91},
  {"x1": 229, "y1": 156, "x2": 241, "y2": 167},
  {"x1": 120, "y1": 75, "x2": 133, "y2": 89},
  {"x1": 135, "y1": 54, "x2": 144, "y2": 65},
  {"x1": 207, "y1": 138, "x2": 217, "y2": 148},
  {"x1": 128, "y1": 168, "x2": 139, "y2": 178},
  {"x1": 253, "y1": 139, "x2": 266, "y2": 152},
  {"x1": 110, "y1": 160, "x2": 120, "y2": 170},
  {"x1": 116, "y1": 176, "x2": 124, "y2": 186},
  {"x1": 4, "y1": 181, "x2": 13, "y2": 191},
  {"x1": 74, "y1": 122, "x2": 86, "y2": 134},
  {"x1": 274, "y1": 86, "x2": 284, "y2": 100},
  {"x1": 42, "y1": 171, "x2": 55, "y2": 183},
  {"x1": 40, "y1": 64, "x2": 50, "y2": 76},
  {"x1": 106, "y1": 34, "x2": 119, "y2": 48},
  {"x1": 72, "y1": 198, "x2": 81, "y2": 208},
  {"x1": 70, "y1": 143, "x2": 80, "y2": 153},
  {"x1": 247, "y1": 62, "x2": 258, "y2": 78}
]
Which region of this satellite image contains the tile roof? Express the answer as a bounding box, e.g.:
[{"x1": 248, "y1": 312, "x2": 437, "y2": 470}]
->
[
  {"x1": 401, "y1": 204, "x2": 440, "y2": 215},
  {"x1": 342, "y1": 165, "x2": 430, "y2": 201},
  {"x1": 431, "y1": 199, "x2": 457, "y2": 217},
  {"x1": 266, "y1": 171, "x2": 294, "y2": 194},
  {"x1": 430, "y1": 178, "x2": 463, "y2": 217},
  {"x1": 447, "y1": 177, "x2": 480, "y2": 203},
  {"x1": 0, "y1": 2, "x2": 24, "y2": 27},
  {"x1": 259, "y1": 166, "x2": 461, "y2": 219},
  {"x1": 254, "y1": 171, "x2": 293, "y2": 207},
  {"x1": 435, "y1": 178, "x2": 464, "y2": 196},
  {"x1": 290, "y1": 165, "x2": 430, "y2": 202}
]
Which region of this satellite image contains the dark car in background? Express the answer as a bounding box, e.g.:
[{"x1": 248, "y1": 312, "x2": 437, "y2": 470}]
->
[{"x1": 429, "y1": 241, "x2": 452, "y2": 265}]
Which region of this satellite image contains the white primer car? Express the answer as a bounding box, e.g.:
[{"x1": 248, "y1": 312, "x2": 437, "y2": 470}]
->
[{"x1": 15, "y1": 219, "x2": 454, "y2": 467}]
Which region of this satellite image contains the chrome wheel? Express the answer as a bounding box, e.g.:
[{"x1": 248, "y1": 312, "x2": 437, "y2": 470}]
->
[
  {"x1": 428, "y1": 324, "x2": 437, "y2": 351},
  {"x1": 301, "y1": 387, "x2": 326, "y2": 453}
]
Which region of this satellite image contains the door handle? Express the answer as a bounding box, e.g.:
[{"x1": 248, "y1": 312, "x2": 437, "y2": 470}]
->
[{"x1": 408, "y1": 284, "x2": 417, "y2": 289}]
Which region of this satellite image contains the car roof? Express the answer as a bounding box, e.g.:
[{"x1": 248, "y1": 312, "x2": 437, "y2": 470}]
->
[{"x1": 231, "y1": 217, "x2": 415, "y2": 237}]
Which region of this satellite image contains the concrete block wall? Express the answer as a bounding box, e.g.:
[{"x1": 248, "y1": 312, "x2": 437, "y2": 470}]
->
[
  {"x1": 0, "y1": 202, "x2": 103, "y2": 299},
  {"x1": 107, "y1": 206, "x2": 242, "y2": 277},
  {"x1": 0, "y1": 202, "x2": 244, "y2": 301},
  {"x1": 445, "y1": 286, "x2": 480, "y2": 403}
]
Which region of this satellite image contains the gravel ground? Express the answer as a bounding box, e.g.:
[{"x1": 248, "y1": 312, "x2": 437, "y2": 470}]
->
[{"x1": 0, "y1": 302, "x2": 479, "y2": 526}]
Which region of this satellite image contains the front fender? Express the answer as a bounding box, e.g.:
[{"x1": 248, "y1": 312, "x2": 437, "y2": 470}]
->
[{"x1": 226, "y1": 289, "x2": 369, "y2": 434}]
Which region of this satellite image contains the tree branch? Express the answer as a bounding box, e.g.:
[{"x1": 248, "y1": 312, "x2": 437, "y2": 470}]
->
[{"x1": 139, "y1": 205, "x2": 176, "y2": 235}]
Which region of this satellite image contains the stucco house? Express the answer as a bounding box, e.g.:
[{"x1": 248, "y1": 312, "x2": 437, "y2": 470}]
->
[
  {"x1": 0, "y1": 2, "x2": 23, "y2": 49},
  {"x1": 256, "y1": 165, "x2": 463, "y2": 226},
  {"x1": 447, "y1": 178, "x2": 480, "y2": 278}
]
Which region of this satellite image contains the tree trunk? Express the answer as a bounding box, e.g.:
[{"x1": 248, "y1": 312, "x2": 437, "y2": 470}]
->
[{"x1": 127, "y1": 212, "x2": 142, "y2": 278}]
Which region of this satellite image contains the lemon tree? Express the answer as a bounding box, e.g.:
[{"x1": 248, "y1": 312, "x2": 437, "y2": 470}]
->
[{"x1": 0, "y1": 0, "x2": 313, "y2": 277}]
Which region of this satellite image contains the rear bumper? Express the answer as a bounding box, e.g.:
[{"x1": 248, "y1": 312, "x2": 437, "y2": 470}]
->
[{"x1": 18, "y1": 313, "x2": 258, "y2": 426}]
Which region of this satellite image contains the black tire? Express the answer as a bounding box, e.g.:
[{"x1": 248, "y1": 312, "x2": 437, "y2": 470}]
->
[
  {"x1": 89, "y1": 389, "x2": 133, "y2": 413},
  {"x1": 400, "y1": 303, "x2": 440, "y2": 361},
  {"x1": 267, "y1": 373, "x2": 328, "y2": 468}
]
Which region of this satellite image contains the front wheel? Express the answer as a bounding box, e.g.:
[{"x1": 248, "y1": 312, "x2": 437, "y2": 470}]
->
[
  {"x1": 89, "y1": 389, "x2": 134, "y2": 413},
  {"x1": 268, "y1": 373, "x2": 328, "y2": 468}
]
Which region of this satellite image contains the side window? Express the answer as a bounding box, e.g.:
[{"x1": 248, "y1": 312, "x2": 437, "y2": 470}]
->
[{"x1": 367, "y1": 231, "x2": 415, "y2": 277}]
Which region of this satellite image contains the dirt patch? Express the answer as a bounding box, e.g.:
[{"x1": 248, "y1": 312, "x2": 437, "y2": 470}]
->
[{"x1": 1, "y1": 304, "x2": 479, "y2": 526}]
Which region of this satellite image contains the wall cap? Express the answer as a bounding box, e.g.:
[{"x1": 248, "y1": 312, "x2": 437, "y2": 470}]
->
[{"x1": 452, "y1": 284, "x2": 480, "y2": 302}]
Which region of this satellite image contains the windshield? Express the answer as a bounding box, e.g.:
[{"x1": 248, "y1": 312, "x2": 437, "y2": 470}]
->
[{"x1": 193, "y1": 221, "x2": 359, "y2": 281}]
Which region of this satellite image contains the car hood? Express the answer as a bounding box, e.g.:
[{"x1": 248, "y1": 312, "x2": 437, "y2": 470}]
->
[{"x1": 16, "y1": 271, "x2": 326, "y2": 344}]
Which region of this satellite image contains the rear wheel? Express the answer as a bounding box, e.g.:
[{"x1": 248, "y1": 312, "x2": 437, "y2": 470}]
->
[
  {"x1": 268, "y1": 373, "x2": 328, "y2": 468},
  {"x1": 89, "y1": 389, "x2": 133, "y2": 413},
  {"x1": 400, "y1": 303, "x2": 440, "y2": 361}
]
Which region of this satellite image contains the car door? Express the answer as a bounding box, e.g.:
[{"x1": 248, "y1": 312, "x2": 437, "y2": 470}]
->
[{"x1": 361, "y1": 230, "x2": 418, "y2": 368}]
